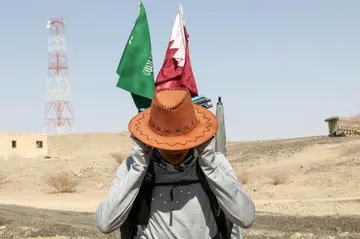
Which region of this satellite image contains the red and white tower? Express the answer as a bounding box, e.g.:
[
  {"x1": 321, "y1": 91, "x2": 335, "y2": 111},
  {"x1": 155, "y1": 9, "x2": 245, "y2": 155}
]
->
[{"x1": 44, "y1": 18, "x2": 75, "y2": 134}]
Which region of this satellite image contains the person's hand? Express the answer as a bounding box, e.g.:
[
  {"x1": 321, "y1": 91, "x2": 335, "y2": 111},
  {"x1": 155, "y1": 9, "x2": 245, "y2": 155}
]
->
[
  {"x1": 196, "y1": 137, "x2": 216, "y2": 166},
  {"x1": 130, "y1": 135, "x2": 152, "y2": 165},
  {"x1": 196, "y1": 136, "x2": 215, "y2": 155},
  {"x1": 130, "y1": 135, "x2": 151, "y2": 153}
]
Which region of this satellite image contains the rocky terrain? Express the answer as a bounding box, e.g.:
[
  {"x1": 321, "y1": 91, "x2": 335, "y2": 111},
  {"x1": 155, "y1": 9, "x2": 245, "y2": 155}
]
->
[{"x1": 1, "y1": 133, "x2": 360, "y2": 238}]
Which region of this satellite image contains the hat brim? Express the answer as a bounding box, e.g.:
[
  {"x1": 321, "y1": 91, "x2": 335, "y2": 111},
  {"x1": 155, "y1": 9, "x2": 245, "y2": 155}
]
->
[{"x1": 128, "y1": 104, "x2": 219, "y2": 150}]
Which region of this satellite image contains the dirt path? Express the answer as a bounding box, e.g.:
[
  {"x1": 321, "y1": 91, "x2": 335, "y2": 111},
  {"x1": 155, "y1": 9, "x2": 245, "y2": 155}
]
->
[
  {"x1": 256, "y1": 196, "x2": 360, "y2": 204},
  {"x1": 1, "y1": 195, "x2": 359, "y2": 214},
  {"x1": 1, "y1": 204, "x2": 360, "y2": 239}
]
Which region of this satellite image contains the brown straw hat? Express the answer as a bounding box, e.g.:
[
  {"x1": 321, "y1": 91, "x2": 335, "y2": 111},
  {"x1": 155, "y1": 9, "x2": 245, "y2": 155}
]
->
[{"x1": 128, "y1": 87, "x2": 219, "y2": 150}]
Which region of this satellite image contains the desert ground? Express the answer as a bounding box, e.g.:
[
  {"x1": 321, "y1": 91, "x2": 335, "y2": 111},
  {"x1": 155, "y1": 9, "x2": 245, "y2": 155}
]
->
[{"x1": 1, "y1": 132, "x2": 360, "y2": 238}]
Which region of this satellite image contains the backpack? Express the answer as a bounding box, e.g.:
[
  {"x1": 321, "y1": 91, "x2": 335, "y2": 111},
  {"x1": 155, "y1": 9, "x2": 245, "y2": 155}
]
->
[{"x1": 120, "y1": 154, "x2": 233, "y2": 239}]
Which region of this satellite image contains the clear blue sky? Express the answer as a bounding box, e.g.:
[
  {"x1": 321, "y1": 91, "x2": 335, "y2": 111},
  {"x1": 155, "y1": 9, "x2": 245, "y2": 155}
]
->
[{"x1": 0, "y1": 0, "x2": 359, "y2": 141}]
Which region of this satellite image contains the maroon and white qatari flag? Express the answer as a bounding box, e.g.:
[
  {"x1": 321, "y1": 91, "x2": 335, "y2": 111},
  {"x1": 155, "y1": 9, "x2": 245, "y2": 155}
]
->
[{"x1": 155, "y1": 4, "x2": 199, "y2": 97}]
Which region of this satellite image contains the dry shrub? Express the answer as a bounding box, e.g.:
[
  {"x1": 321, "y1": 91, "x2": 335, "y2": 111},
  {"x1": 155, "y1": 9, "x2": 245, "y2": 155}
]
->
[
  {"x1": 238, "y1": 172, "x2": 249, "y2": 185},
  {"x1": 110, "y1": 152, "x2": 126, "y2": 165},
  {"x1": 269, "y1": 170, "x2": 288, "y2": 185},
  {"x1": 0, "y1": 173, "x2": 10, "y2": 187},
  {"x1": 45, "y1": 171, "x2": 79, "y2": 193}
]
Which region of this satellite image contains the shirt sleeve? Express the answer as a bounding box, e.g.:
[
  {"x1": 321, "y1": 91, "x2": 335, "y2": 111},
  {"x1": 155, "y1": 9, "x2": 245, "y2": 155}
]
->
[
  {"x1": 197, "y1": 138, "x2": 256, "y2": 228},
  {"x1": 95, "y1": 139, "x2": 150, "y2": 233}
]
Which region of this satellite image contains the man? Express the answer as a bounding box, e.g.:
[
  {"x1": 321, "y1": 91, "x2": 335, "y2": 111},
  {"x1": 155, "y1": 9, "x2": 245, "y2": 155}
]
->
[{"x1": 96, "y1": 87, "x2": 255, "y2": 238}]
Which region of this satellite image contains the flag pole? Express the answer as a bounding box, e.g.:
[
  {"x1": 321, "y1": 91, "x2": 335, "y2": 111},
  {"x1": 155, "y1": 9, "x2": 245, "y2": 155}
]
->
[
  {"x1": 136, "y1": 0, "x2": 141, "y2": 113},
  {"x1": 178, "y1": 4, "x2": 184, "y2": 24},
  {"x1": 177, "y1": 4, "x2": 186, "y2": 52}
]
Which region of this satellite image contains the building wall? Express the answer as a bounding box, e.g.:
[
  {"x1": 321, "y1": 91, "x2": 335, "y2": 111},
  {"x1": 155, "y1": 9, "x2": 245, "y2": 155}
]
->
[{"x1": 0, "y1": 133, "x2": 48, "y2": 159}]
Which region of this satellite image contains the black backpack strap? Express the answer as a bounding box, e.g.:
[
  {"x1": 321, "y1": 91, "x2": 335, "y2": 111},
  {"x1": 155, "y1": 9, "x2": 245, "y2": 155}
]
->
[
  {"x1": 195, "y1": 160, "x2": 233, "y2": 239},
  {"x1": 138, "y1": 159, "x2": 155, "y2": 224},
  {"x1": 120, "y1": 158, "x2": 155, "y2": 238}
]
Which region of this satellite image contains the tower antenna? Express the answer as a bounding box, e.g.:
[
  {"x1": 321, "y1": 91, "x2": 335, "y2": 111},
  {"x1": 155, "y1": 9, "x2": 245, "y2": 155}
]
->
[{"x1": 44, "y1": 18, "x2": 75, "y2": 134}]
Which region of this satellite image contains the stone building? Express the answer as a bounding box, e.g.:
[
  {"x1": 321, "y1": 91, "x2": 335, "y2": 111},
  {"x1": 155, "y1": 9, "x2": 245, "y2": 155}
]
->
[
  {"x1": 0, "y1": 133, "x2": 48, "y2": 159},
  {"x1": 324, "y1": 116, "x2": 360, "y2": 136}
]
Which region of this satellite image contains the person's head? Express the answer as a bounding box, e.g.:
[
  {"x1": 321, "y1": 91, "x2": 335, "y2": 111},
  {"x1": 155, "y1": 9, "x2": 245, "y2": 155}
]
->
[
  {"x1": 157, "y1": 148, "x2": 190, "y2": 165},
  {"x1": 128, "y1": 87, "x2": 219, "y2": 163}
]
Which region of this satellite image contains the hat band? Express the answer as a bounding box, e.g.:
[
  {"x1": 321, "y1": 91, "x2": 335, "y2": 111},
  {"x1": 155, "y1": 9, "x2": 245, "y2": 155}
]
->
[{"x1": 148, "y1": 116, "x2": 198, "y2": 136}]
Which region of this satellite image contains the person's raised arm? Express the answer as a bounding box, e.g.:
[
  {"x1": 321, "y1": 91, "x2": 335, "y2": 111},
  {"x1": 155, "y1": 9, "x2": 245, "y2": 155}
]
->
[
  {"x1": 96, "y1": 137, "x2": 151, "y2": 233},
  {"x1": 197, "y1": 138, "x2": 255, "y2": 228}
]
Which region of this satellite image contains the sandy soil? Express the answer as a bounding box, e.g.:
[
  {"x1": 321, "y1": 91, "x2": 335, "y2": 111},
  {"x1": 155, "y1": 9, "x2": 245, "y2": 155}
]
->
[
  {"x1": 1, "y1": 204, "x2": 359, "y2": 239},
  {"x1": 1, "y1": 133, "x2": 360, "y2": 238}
]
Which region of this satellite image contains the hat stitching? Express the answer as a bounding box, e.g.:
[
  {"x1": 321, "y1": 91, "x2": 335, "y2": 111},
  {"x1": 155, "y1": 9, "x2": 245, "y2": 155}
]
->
[
  {"x1": 133, "y1": 107, "x2": 212, "y2": 148},
  {"x1": 152, "y1": 87, "x2": 189, "y2": 111},
  {"x1": 148, "y1": 114, "x2": 197, "y2": 136}
]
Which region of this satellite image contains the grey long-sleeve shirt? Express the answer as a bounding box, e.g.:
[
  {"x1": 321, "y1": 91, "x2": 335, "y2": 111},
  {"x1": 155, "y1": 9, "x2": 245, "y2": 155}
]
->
[{"x1": 96, "y1": 138, "x2": 255, "y2": 238}]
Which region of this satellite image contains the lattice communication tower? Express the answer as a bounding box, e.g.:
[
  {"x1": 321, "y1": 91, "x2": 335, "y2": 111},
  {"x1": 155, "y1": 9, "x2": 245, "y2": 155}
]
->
[{"x1": 44, "y1": 18, "x2": 75, "y2": 134}]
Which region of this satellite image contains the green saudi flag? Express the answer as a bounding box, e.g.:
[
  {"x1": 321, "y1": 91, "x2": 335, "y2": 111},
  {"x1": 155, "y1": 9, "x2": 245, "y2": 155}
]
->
[{"x1": 116, "y1": 2, "x2": 155, "y2": 110}]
